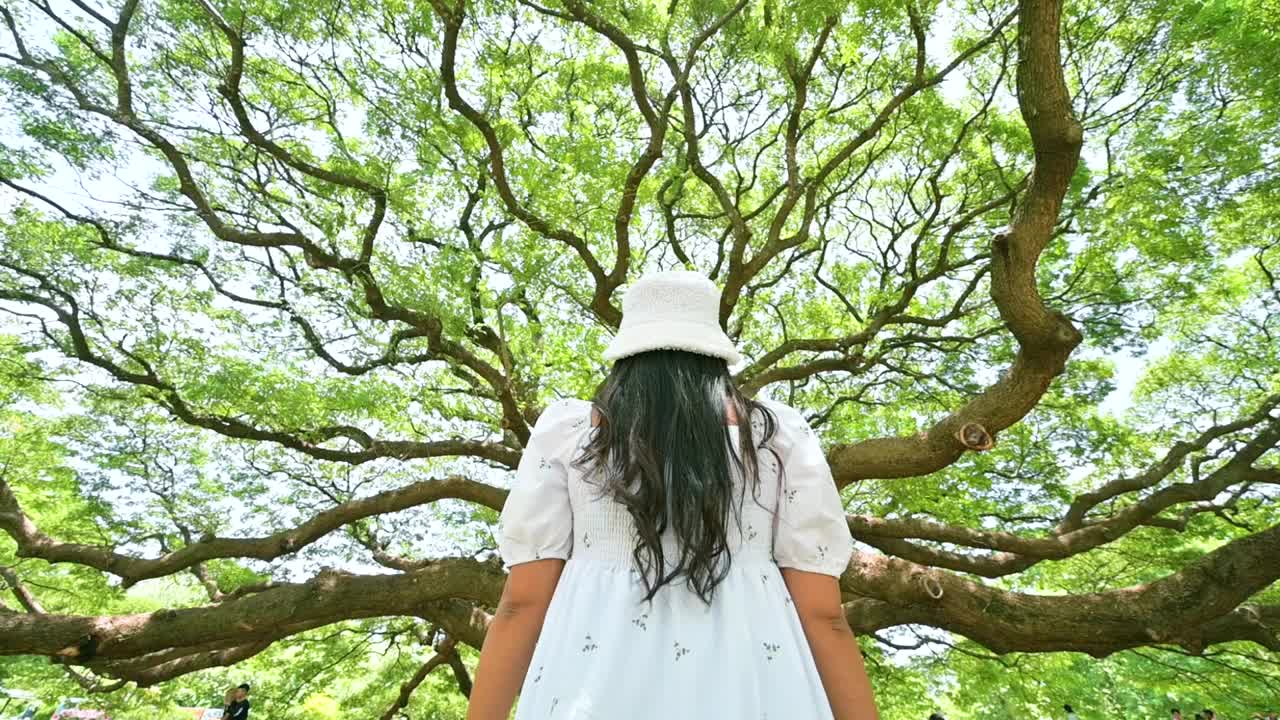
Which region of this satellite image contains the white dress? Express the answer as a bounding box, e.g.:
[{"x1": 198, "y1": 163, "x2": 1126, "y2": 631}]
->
[{"x1": 497, "y1": 398, "x2": 855, "y2": 720}]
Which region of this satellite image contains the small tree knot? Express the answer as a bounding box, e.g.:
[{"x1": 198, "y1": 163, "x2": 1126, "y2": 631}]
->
[
  {"x1": 992, "y1": 226, "x2": 1014, "y2": 262},
  {"x1": 56, "y1": 634, "x2": 99, "y2": 660},
  {"x1": 1237, "y1": 604, "x2": 1261, "y2": 623},
  {"x1": 956, "y1": 423, "x2": 995, "y2": 451},
  {"x1": 1050, "y1": 310, "x2": 1083, "y2": 347},
  {"x1": 921, "y1": 575, "x2": 944, "y2": 600},
  {"x1": 1066, "y1": 119, "x2": 1084, "y2": 145}
]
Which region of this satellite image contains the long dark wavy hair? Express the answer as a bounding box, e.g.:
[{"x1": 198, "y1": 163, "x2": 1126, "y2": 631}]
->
[{"x1": 574, "y1": 349, "x2": 778, "y2": 603}]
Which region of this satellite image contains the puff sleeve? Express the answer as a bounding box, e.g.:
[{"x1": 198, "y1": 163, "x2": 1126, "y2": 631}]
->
[
  {"x1": 496, "y1": 399, "x2": 585, "y2": 566},
  {"x1": 770, "y1": 404, "x2": 855, "y2": 577}
]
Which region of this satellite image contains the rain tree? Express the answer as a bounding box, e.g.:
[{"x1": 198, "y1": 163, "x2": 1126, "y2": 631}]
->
[{"x1": 1, "y1": 0, "x2": 1277, "y2": 715}]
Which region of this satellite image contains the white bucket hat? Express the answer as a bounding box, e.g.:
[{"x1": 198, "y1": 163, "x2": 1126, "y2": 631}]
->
[{"x1": 602, "y1": 270, "x2": 742, "y2": 365}]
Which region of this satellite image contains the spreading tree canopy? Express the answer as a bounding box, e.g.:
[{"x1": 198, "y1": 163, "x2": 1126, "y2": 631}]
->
[{"x1": 1, "y1": 0, "x2": 1278, "y2": 715}]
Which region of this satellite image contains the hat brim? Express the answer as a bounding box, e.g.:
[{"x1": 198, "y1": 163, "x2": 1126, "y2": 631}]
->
[{"x1": 603, "y1": 319, "x2": 742, "y2": 365}]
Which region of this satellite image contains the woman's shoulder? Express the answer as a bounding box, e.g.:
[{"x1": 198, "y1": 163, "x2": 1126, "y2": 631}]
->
[
  {"x1": 532, "y1": 397, "x2": 593, "y2": 434},
  {"x1": 751, "y1": 398, "x2": 817, "y2": 453},
  {"x1": 752, "y1": 398, "x2": 810, "y2": 431}
]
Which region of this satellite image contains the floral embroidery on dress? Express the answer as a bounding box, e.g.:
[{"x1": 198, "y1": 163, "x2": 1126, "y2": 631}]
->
[
  {"x1": 632, "y1": 612, "x2": 649, "y2": 631},
  {"x1": 746, "y1": 524, "x2": 758, "y2": 541},
  {"x1": 817, "y1": 545, "x2": 828, "y2": 562},
  {"x1": 582, "y1": 634, "x2": 598, "y2": 653},
  {"x1": 785, "y1": 488, "x2": 798, "y2": 503},
  {"x1": 549, "y1": 697, "x2": 559, "y2": 714},
  {"x1": 763, "y1": 642, "x2": 780, "y2": 661},
  {"x1": 583, "y1": 532, "x2": 592, "y2": 548},
  {"x1": 538, "y1": 456, "x2": 553, "y2": 470},
  {"x1": 674, "y1": 641, "x2": 690, "y2": 660},
  {"x1": 760, "y1": 573, "x2": 769, "y2": 586},
  {"x1": 533, "y1": 665, "x2": 543, "y2": 683}
]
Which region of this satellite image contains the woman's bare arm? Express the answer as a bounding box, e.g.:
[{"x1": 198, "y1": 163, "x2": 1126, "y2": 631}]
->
[
  {"x1": 783, "y1": 568, "x2": 880, "y2": 720},
  {"x1": 467, "y1": 559, "x2": 564, "y2": 720}
]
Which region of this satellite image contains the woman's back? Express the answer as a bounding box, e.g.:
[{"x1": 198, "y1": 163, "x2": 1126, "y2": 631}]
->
[{"x1": 496, "y1": 397, "x2": 854, "y2": 719}]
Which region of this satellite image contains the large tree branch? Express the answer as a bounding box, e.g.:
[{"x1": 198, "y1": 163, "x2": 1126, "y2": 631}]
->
[
  {"x1": 1060, "y1": 393, "x2": 1280, "y2": 530},
  {"x1": 846, "y1": 401, "x2": 1280, "y2": 576},
  {"x1": 734, "y1": 80, "x2": 1019, "y2": 394},
  {"x1": 0, "y1": 566, "x2": 45, "y2": 613},
  {"x1": 0, "y1": 267, "x2": 520, "y2": 467},
  {"x1": 718, "y1": 11, "x2": 1016, "y2": 324},
  {"x1": 100, "y1": 641, "x2": 273, "y2": 687},
  {"x1": 191, "y1": 0, "x2": 389, "y2": 266},
  {"x1": 658, "y1": 0, "x2": 755, "y2": 286},
  {"x1": 843, "y1": 521, "x2": 1280, "y2": 655},
  {"x1": 432, "y1": 0, "x2": 620, "y2": 325},
  {"x1": 827, "y1": 0, "x2": 1084, "y2": 484},
  {"x1": 379, "y1": 639, "x2": 457, "y2": 720},
  {"x1": 5, "y1": 525, "x2": 1276, "y2": 678},
  {"x1": 1, "y1": 7, "x2": 536, "y2": 447},
  {"x1": 0, "y1": 472, "x2": 505, "y2": 586},
  {"x1": 737, "y1": 248, "x2": 995, "y2": 395},
  {"x1": 53, "y1": 601, "x2": 489, "y2": 687},
  {"x1": 0, "y1": 559, "x2": 506, "y2": 662},
  {"x1": 553, "y1": 0, "x2": 681, "y2": 291},
  {"x1": 1196, "y1": 605, "x2": 1280, "y2": 653}
]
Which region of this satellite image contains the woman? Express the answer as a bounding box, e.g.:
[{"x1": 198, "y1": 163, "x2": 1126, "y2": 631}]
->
[{"x1": 468, "y1": 270, "x2": 879, "y2": 719}]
